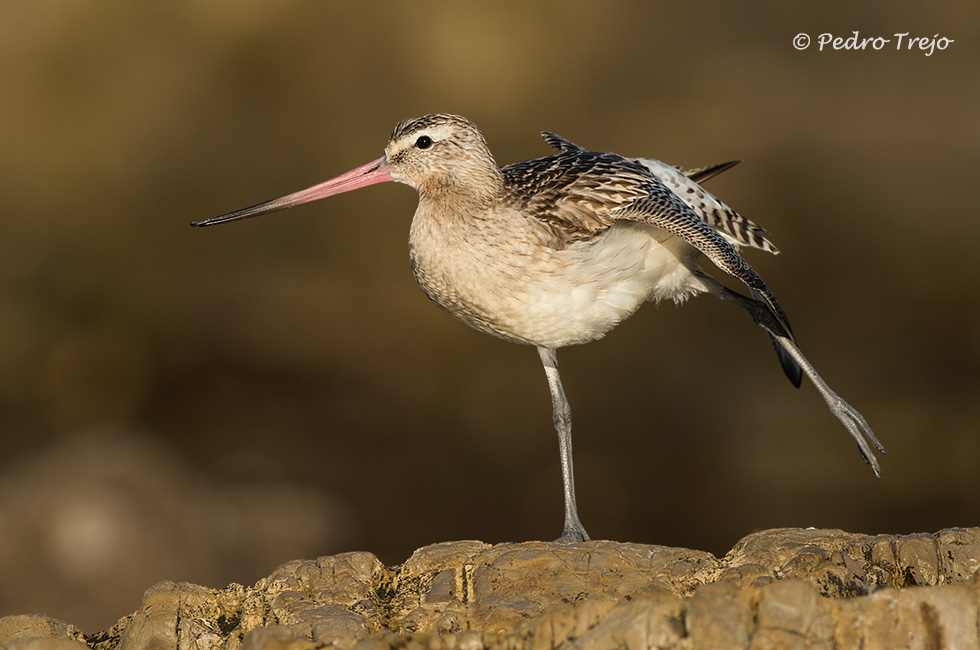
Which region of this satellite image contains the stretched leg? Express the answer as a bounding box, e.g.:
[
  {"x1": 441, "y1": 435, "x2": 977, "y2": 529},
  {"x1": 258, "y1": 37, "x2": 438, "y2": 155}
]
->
[
  {"x1": 695, "y1": 272, "x2": 885, "y2": 476},
  {"x1": 537, "y1": 346, "x2": 590, "y2": 542}
]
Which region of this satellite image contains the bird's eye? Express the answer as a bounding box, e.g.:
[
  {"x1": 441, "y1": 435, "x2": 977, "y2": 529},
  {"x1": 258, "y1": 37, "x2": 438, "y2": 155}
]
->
[{"x1": 415, "y1": 135, "x2": 433, "y2": 149}]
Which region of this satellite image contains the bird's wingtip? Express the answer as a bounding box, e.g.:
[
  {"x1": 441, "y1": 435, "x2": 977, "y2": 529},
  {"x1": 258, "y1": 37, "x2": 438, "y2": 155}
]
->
[
  {"x1": 683, "y1": 160, "x2": 742, "y2": 184},
  {"x1": 540, "y1": 132, "x2": 584, "y2": 154}
]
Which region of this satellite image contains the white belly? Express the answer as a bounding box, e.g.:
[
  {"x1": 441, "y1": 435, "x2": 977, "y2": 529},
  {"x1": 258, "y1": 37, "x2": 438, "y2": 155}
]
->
[
  {"x1": 511, "y1": 222, "x2": 704, "y2": 346},
  {"x1": 410, "y1": 215, "x2": 706, "y2": 349}
]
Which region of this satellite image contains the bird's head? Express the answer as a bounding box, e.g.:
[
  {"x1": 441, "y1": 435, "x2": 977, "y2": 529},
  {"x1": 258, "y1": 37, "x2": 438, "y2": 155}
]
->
[{"x1": 383, "y1": 113, "x2": 500, "y2": 199}]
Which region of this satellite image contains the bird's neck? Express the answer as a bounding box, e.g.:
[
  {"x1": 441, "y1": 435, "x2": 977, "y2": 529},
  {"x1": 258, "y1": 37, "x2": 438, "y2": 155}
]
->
[{"x1": 416, "y1": 158, "x2": 505, "y2": 213}]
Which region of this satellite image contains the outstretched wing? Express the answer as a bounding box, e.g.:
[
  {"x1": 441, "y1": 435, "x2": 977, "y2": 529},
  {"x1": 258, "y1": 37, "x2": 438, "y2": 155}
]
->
[
  {"x1": 502, "y1": 147, "x2": 794, "y2": 341},
  {"x1": 636, "y1": 158, "x2": 779, "y2": 254},
  {"x1": 614, "y1": 178, "x2": 793, "y2": 339},
  {"x1": 536, "y1": 133, "x2": 778, "y2": 254}
]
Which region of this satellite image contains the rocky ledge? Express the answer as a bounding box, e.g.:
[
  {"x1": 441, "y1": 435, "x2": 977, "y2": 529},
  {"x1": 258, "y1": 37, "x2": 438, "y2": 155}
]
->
[{"x1": 2, "y1": 528, "x2": 979, "y2": 650}]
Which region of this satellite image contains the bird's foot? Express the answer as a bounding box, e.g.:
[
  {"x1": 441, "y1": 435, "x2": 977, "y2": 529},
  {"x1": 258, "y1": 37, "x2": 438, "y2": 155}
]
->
[
  {"x1": 828, "y1": 394, "x2": 886, "y2": 476},
  {"x1": 554, "y1": 521, "x2": 591, "y2": 543}
]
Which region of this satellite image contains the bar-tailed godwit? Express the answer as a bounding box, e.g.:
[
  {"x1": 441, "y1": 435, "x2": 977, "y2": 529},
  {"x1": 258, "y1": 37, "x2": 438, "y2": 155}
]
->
[{"x1": 193, "y1": 113, "x2": 883, "y2": 543}]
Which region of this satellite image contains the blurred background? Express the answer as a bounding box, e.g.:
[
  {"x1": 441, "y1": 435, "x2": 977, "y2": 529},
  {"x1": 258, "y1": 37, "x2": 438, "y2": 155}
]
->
[{"x1": 1, "y1": 0, "x2": 978, "y2": 633}]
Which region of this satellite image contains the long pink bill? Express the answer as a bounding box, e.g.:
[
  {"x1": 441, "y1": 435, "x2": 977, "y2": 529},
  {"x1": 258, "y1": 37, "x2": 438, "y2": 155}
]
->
[{"x1": 191, "y1": 155, "x2": 393, "y2": 227}]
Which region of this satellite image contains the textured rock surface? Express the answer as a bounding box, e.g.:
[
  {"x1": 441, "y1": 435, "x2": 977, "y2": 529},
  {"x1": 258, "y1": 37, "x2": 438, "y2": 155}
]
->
[{"x1": 3, "y1": 528, "x2": 979, "y2": 650}]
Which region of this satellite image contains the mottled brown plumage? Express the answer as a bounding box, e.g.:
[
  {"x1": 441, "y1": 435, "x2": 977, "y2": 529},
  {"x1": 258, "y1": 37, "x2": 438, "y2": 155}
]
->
[
  {"x1": 538, "y1": 132, "x2": 775, "y2": 253},
  {"x1": 193, "y1": 113, "x2": 883, "y2": 543}
]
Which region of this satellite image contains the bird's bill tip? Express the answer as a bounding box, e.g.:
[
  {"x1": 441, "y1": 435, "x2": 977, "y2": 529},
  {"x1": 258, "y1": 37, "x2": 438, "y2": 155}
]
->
[{"x1": 191, "y1": 155, "x2": 393, "y2": 227}]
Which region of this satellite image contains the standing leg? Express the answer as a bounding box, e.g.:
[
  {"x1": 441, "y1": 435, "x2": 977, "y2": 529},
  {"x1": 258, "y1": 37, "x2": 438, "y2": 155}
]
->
[{"x1": 537, "y1": 346, "x2": 590, "y2": 542}]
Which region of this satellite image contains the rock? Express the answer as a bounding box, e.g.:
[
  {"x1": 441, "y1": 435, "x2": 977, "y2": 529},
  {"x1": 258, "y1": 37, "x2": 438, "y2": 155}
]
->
[
  {"x1": 1, "y1": 640, "x2": 92, "y2": 650},
  {"x1": 0, "y1": 615, "x2": 85, "y2": 644},
  {"x1": 4, "y1": 528, "x2": 980, "y2": 650}
]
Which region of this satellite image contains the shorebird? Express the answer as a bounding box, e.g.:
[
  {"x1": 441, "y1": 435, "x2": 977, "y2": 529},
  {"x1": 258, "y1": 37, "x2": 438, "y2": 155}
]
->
[{"x1": 192, "y1": 113, "x2": 883, "y2": 543}]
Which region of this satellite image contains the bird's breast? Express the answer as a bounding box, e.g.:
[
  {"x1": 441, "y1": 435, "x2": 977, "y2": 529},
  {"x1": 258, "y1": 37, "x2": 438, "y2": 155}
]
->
[{"x1": 408, "y1": 207, "x2": 704, "y2": 348}]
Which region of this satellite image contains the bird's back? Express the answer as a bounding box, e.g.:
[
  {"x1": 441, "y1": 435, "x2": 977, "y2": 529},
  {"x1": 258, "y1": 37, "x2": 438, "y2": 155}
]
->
[{"x1": 501, "y1": 134, "x2": 778, "y2": 255}]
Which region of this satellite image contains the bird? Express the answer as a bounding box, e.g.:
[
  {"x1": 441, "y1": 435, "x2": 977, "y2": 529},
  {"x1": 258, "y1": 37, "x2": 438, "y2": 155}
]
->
[{"x1": 192, "y1": 113, "x2": 883, "y2": 543}]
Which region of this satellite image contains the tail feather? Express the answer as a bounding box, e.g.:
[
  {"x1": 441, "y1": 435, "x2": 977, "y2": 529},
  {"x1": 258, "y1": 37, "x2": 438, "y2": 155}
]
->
[{"x1": 748, "y1": 288, "x2": 801, "y2": 386}]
